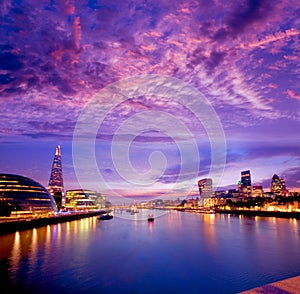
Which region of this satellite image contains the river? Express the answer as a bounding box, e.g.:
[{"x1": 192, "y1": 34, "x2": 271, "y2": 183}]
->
[{"x1": 1, "y1": 209, "x2": 300, "y2": 293}]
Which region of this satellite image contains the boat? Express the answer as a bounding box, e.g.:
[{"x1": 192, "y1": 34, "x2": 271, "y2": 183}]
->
[
  {"x1": 130, "y1": 205, "x2": 139, "y2": 214},
  {"x1": 148, "y1": 214, "x2": 154, "y2": 222},
  {"x1": 98, "y1": 213, "x2": 113, "y2": 220},
  {"x1": 197, "y1": 209, "x2": 216, "y2": 214}
]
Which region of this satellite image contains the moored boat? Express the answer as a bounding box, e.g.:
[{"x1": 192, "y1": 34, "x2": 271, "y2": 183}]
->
[
  {"x1": 148, "y1": 214, "x2": 154, "y2": 222},
  {"x1": 197, "y1": 209, "x2": 216, "y2": 214},
  {"x1": 98, "y1": 213, "x2": 113, "y2": 220}
]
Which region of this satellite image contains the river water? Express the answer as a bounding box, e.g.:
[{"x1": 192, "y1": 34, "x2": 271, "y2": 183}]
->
[{"x1": 1, "y1": 210, "x2": 300, "y2": 293}]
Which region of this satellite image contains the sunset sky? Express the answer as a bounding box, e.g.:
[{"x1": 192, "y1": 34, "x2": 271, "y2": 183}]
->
[{"x1": 0, "y1": 0, "x2": 299, "y2": 200}]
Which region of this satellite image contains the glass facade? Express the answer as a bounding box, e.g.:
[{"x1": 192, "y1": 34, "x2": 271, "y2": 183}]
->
[
  {"x1": 65, "y1": 189, "x2": 105, "y2": 210},
  {"x1": 240, "y1": 170, "x2": 252, "y2": 197},
  {"x1": 48, "y1": 145, "x2": 65, "y2": 206},
  {"x1": 0, "y1": 174, "x2": 57, "y2": 216},
  {"x1": 198, "y1": 178, "x2": 213, "y2": 198},
  {"x1": 271, "y1": 174, "x2": 289, "y2": 196}
]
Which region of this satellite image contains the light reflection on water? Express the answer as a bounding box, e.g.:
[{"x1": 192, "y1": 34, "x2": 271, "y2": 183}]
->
[
  {"x1": 0, "y1": 211, "x2": 300, "y2": 294},
  {"x1": 10, "y1": 231, "x2": 21, "y2": 278}
]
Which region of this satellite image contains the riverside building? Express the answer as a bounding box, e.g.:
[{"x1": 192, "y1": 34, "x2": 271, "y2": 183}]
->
[
  {"x1": 65, "y1": 189, "x2": 105, "y2": 211},
  {"x1": 47, "y1": 145, "x2": 65, "y2": 208},
  {"x1": 239, "y1": 170, "x2": 252, "y2": 197},
  {"x1": 0, "y1": 173, "x2": 57, "y2": 217}
]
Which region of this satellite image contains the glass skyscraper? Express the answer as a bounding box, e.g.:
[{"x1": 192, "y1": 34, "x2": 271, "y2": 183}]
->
[
  {"x1": 240, "y1": 170, "x2": 252, "y2": 197},
  {"x1": 48, "y1": 145, "x2": 65, "y2": 206}
]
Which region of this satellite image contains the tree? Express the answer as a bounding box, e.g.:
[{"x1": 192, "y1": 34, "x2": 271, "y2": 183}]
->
[
  {"x1": 53, "y1": 191, "x2": 63, "y2": 210},
  {"x1": 0, "y1": 200, "x2": 12, "y2": 217}
]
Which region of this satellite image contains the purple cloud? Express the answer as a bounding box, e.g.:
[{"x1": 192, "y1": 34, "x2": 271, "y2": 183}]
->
[{"x1": 0, "y1": 0, "x2": 299, "y2": 195}]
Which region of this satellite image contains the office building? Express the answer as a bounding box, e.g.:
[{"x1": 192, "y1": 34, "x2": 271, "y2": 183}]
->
[
  {"x1": 0, "y1": 173, "x2": 57, "y2": 217},
  {"x1": 198, "y1": 178, "x2": 213, "y2": 207},
  {"x1": 65, "y1": 189, "x2": 105, "y2": 210},
  {"x1": 198, "y1": 178, "x2": 213, "y2": 198},
  {"x1": 48, "y1": 145, "x2": 65, "y2": 207},
  {"x1": 252, "y1": 185, "x2": 264, "y2": 197},
  {"x1": 271, "y1": 174, "x2": 289, "y2": 196},
  {"x1": 240, "y1": 170, "x2": 252, "y2": 197}
]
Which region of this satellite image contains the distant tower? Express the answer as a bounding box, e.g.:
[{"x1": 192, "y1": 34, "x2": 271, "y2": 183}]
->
[
  {"x1": 48, "y1": 145, "x2": 65, "y2": 207},
  {"x1": 198, "y1": 178, "x2": 213, "y2": 207},
  {"x1": 198, "y1": 178, "x2": 213, "y2": 198},
  {"x1": 271, "y1": 174, "x2": 281, "y2": 195},
  {"x1": 240, "y1": 170, "x2": 252, "y2": 197},
  {"x1": 271, "y1": 174, "x2": 288, "y2": 196}
]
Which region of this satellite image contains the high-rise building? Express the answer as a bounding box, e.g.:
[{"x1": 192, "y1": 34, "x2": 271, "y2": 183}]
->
[
  {"x1": 271, "y1": 174, "x2": 288, "y2": 196},
  {"x1": 271, "y1": 174, "x2": 281, "y2": 195},
  {"x1": 240, "y1": 170, "x2": 252, "y2": 197},
  {"x1": 197, "y1": 178, "x2": 213, "y2": 208},
  {"x1": 198, "y1": 178, "x2": 213, "y2": 198},
  {"x1": 280, "y1": 178, "x2": 289, "y2": 196},
  {"x1": 48, "y1": 145, "x2": 65, "y2": 207}
]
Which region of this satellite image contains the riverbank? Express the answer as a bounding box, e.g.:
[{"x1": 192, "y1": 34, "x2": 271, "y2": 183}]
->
[
  {"x1": 215, "y1": 209, "x2": 300, "y2": 219},
  {"x1": 173, "y1": 207, "x2": 300, "y2": 219},
  {"x1": 0, "y1": 210, "x2": 106, "y2": 236}
]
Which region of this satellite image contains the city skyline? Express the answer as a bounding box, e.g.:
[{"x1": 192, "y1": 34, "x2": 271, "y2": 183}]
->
[
  {"x1": 0, "y1": 1, "x2": 299, "y2": 197},
  {"x1": 1, "y1": 144, "x2": 297, "y2": 199}
]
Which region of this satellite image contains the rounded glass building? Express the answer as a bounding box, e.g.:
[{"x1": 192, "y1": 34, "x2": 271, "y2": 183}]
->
[{"x1": 0, "y1": 174, "x2": 57, "y2": 217}]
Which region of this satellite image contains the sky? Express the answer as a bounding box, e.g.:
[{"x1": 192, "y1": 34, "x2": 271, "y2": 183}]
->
[{"x1": 0, "y1": 0, "x2": 299, "y2": 200}]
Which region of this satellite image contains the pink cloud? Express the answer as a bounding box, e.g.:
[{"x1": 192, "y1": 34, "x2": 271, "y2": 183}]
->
[
  {"x1": 261, "y1": 73, "x2": 272, "y2": 79},
  {"x1": 284, "y1": 55, "x2": 298, "y2": 61},
  {"x1": 268, "y1": 83, "x2": 278, "y2": 89},
  {"x1": 72, "y1": 16, "x2": 82, "y2": 50},
  {"x1": 245, "y1": 28, "x2": 299, "y2": 49},
  {"x1": 64, "y1": 0, "x2": 75, "y2": 15},
  {"x1": 286, "y1": 90, "x2": 300, "y2": 100}
]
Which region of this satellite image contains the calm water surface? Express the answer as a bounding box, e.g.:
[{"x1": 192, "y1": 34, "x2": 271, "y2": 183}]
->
[{"x1": 1, "y1": 210, "x2": 300, "y2": 293}]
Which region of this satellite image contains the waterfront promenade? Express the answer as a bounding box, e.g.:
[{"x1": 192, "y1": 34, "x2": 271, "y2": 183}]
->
[
  {"x1": 241, "y1": 275, "x2": 300, "y2": 293},
  {"x1": 173, "y1": 207, "x2": 300, "y2": 219},
  {"x1": 215, "y1": 208, "x2": 300, "y2": 219},
  {"x1": 0, "y1": 210, "x2": 106, "y2": 236}
]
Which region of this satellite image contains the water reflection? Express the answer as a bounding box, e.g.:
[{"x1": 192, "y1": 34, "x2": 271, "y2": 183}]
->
[
  {"x1": 202, "y1": 214, "x2": 217, "y2": 253},
  {"x1": 148, "y1": 220, "x2": 153, "y2": 235},
  {"x1": 0, "y1": 213, "x2": 300, "y2": 294},
  {"x1": 28, "y1": 228, "x2": 38, "y2": 275},
  {"x1": 0, "y1": 216, "x2": 100, "y2": 281},
  {"x1": 42, "y1": 225, "x2": 52, "y2": 274},
  {"x1": 10, "y1": 231, "x2": 21, "y2": 277}
]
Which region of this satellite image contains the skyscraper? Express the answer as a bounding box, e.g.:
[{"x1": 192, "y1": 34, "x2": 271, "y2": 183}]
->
[
  {"x1": 198, "y1": 178, "x2": 213, "y2": 198},
  {"x1": 48, "y1": 145, "x2": 65, "y2": 207},
  {"x1": 271, "y1": 174, "x2": 288, "y2": 196},
  {"x1": 240, "y1": 170, "x2": 252, "y2": 197},
  {"x1": 271, "y1": 174, "x2": 281, "y2": 195},
  {"x1": 198, "y1": 178, "x2": 213, "y2": 207}
]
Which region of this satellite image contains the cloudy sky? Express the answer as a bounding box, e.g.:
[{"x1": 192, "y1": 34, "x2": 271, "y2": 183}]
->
[{"x1": 0, "y1": 0, "x2": 299, "y2": 200}]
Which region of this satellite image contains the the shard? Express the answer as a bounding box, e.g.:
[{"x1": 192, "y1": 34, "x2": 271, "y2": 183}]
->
[{"x1": 48, "y1": 145, "x2": 65, "y2": 207}]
